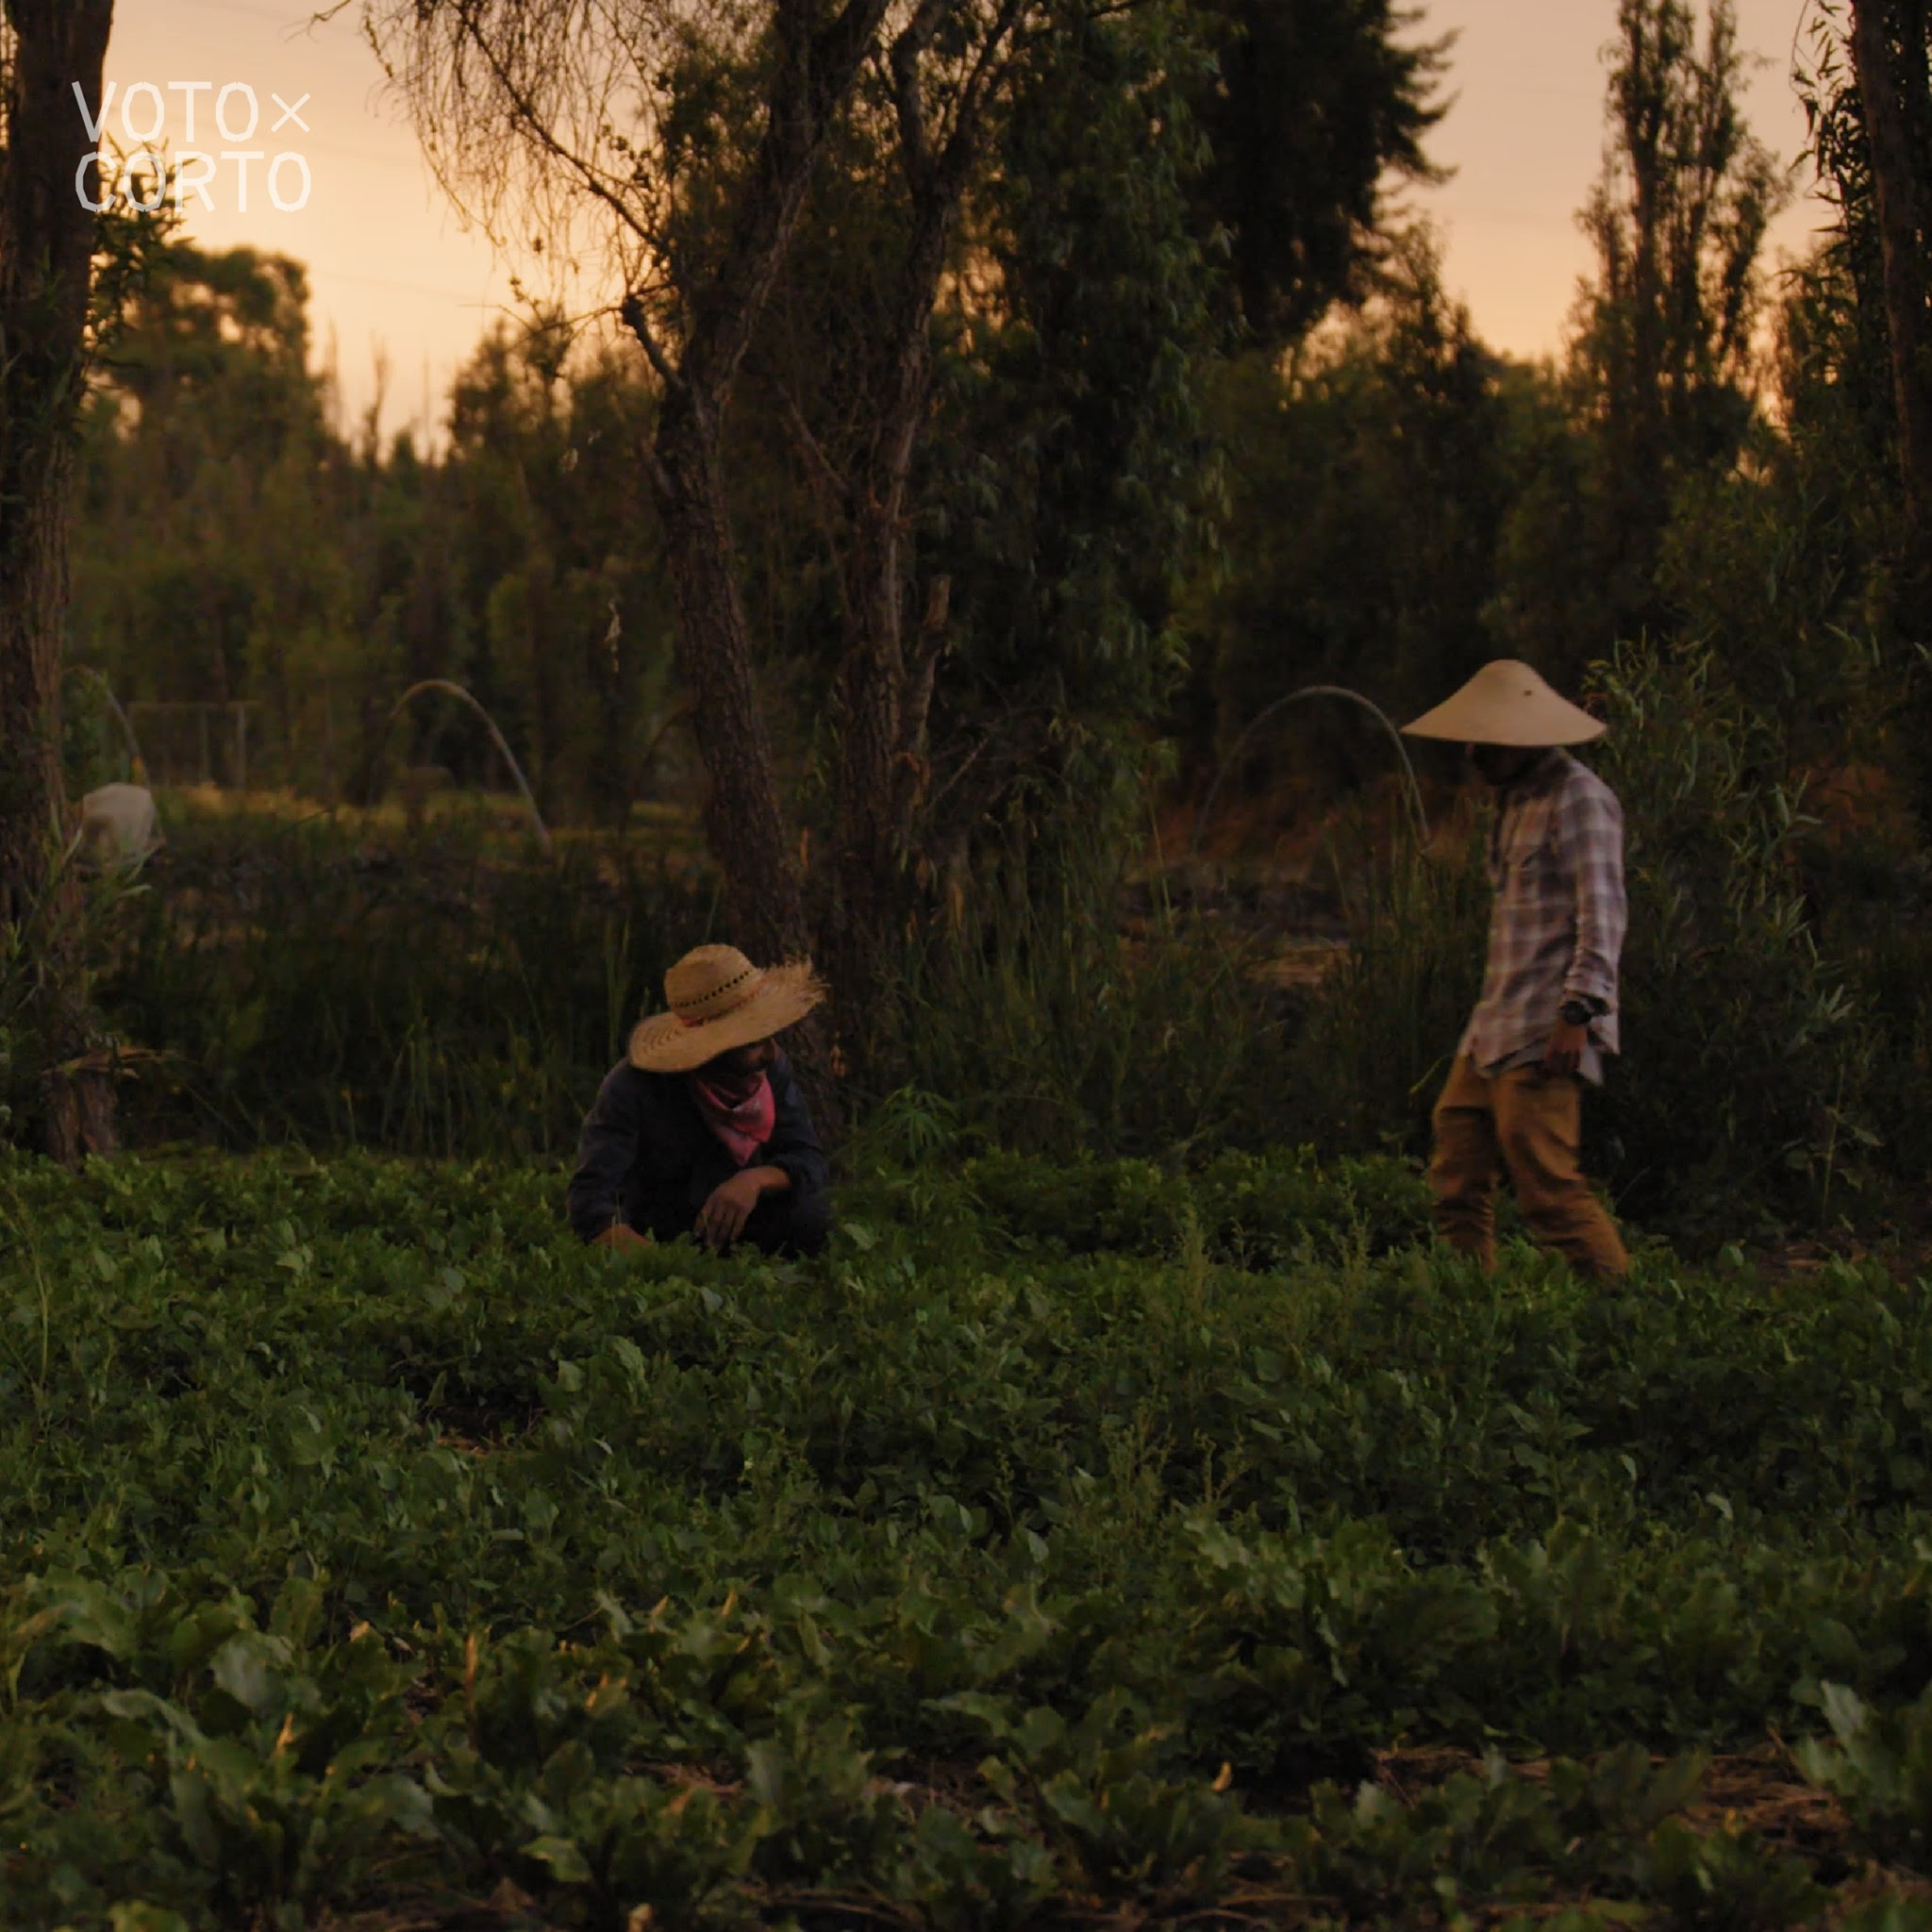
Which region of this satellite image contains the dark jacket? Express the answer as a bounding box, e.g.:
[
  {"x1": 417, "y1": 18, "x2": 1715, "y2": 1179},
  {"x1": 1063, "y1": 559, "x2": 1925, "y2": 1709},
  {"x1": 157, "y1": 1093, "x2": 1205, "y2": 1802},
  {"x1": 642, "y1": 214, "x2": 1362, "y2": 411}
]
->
[{"x1": 566, "y1": 1049, "x2": 830, "y2": 1244}]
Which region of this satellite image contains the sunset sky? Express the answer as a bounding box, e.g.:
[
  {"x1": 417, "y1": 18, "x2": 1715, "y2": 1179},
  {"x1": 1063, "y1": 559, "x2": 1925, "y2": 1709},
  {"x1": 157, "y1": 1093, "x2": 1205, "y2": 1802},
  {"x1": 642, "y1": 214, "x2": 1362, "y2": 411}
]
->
[{"x1": 104, "y1": 0, "x2": 1830, "y2": 446}]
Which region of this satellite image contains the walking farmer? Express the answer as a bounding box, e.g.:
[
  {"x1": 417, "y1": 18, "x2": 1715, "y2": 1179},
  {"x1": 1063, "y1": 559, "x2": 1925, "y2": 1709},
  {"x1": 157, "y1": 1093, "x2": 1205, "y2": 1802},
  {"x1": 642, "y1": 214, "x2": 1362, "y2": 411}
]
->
[{"x1": 1403, "y1": 660, "x2": 1630, "y2": 1280}]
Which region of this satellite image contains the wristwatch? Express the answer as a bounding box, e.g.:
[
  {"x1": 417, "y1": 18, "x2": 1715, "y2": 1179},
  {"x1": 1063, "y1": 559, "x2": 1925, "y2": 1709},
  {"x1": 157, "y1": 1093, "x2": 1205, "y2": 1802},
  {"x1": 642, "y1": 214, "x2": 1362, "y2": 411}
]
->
[{"x1": 1558, "y1": 997, "x2": 1600, "y2": 1027}]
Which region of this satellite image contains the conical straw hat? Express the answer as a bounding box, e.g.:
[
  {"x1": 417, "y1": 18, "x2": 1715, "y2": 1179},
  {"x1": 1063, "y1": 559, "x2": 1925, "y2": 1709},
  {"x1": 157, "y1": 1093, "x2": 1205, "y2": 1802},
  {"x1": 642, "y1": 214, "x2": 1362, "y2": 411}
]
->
[
  {"x1": 628, "y1": 943, "x2": 826, "y2": 1074},
  {"x1": 1401, "y1": 659, "x2": 1606, "y2": 747}
]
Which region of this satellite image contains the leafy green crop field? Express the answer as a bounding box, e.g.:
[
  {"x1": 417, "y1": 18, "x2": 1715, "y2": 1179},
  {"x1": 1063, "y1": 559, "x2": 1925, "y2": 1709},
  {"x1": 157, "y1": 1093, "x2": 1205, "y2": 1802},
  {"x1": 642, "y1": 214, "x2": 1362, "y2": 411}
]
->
[{"x1": 5, "y1": 1146, "x2": 1932, "y2": 1929}]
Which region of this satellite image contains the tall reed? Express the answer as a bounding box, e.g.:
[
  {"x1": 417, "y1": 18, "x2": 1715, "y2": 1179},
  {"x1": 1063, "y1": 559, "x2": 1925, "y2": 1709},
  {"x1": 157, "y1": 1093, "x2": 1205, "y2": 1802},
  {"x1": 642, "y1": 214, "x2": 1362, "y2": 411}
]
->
[
  {"x1": 884, "y1": 854, "x2": 1293, "y2": 1161},
  {"x1": 1276, "y1": 810, "x2": 1489, "y2": 1158},
  {"x1": 95, "y1": 807, "x2": 713, "y2": 1158}
]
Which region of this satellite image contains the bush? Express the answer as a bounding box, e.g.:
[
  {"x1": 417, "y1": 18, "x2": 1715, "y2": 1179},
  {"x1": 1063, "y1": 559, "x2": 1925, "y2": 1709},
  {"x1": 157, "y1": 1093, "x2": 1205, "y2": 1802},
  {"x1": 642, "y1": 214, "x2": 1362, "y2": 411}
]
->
[{"x1": 1586, "y1": 641, "x2": 1876, "y2": 1237}]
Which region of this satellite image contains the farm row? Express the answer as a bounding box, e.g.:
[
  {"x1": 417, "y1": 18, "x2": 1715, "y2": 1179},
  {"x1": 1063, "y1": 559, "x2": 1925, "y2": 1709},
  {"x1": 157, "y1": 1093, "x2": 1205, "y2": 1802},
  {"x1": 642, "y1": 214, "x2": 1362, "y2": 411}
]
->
[{"x1": 5, "y1": 1147, "x2": 1932, "y2": 1926}]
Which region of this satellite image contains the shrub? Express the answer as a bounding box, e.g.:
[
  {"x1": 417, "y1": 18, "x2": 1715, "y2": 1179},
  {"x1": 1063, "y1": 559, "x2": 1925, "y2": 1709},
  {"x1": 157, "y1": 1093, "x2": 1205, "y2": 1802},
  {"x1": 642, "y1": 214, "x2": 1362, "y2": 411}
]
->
[{"x1": 1586, "y1": 641, "x2": 1876, "y2": 1236}]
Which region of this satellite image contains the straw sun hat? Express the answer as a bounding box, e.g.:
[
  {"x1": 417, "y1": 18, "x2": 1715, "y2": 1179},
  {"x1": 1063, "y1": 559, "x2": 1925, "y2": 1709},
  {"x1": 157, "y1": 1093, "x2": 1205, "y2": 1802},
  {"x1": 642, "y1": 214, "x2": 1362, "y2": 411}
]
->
[
  {"x1": 627, "y1": 944, "x2": 827, "y2": 1074},
  {"x1": 1402, "y1": 659, "x2": 1606, "y2": 748}
]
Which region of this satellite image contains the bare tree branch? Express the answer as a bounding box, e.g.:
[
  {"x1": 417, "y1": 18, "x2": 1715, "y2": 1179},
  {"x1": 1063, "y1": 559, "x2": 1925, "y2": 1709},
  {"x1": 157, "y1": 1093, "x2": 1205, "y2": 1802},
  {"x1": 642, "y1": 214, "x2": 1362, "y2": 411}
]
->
[
  {"x1": 890, "y1": 0, "x2": 955, "y2": 190},
  {"x1": 630, "y1": 424, "x2": 674, "y2": 500},
  {"x1": 780, "y1": 388, "x2": 852, "y2": 508},
  {"x1": 899, "y1": 571, "x2": 951, "y2": 761},
  {"x1": 931, "y1": 0, "x2": 1034, "y2": 192},
  {"x1": 619, "y1": 289, "x2": 683, "y2": 391}
]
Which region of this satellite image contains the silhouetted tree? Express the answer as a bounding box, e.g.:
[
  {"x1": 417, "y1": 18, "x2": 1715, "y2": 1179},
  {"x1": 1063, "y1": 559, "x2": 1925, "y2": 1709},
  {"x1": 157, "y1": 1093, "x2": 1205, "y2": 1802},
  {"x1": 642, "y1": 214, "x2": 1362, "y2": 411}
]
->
[
  {"x1": 350, "y1": 0, "x2": 1449, "y2": 1095},
  {"x1": 1845, "y1": 0, "x2": 1932, "y2": 617},
  {"x1": 0, "y1": 1, "x2": 119, "y2": 1162},
  {"x1": 1489, "y1": 0, "x2": 1786, "y2": 664},
  {"x1": 1193, "y1": 0, "x2": 1448, "y2": 341}
]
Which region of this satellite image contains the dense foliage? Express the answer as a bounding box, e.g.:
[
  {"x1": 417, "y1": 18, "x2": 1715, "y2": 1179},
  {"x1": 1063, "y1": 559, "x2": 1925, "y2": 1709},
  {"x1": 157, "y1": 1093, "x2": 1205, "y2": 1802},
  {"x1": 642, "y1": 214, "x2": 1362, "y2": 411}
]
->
[
  {"x1": 42, "y1": 2, "x2": 1932, "y2": 1231},
  {"x1": 69, "y1": 255, "x2": 680, "y2": 826},
  {"x1": 7, "y1": 1146, "x2": 1932, "y2": 1926},
  {"x1": 19, "y1": 5, "x2": 1932, "y2": 1915}
]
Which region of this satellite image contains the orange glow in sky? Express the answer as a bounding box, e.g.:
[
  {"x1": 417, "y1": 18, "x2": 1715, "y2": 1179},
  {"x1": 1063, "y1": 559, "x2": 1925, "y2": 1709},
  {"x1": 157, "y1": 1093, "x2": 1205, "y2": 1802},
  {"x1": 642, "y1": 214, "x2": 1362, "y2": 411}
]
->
[{"x1": 103, "y1": 0, "x2": 1828, "y2": 446}]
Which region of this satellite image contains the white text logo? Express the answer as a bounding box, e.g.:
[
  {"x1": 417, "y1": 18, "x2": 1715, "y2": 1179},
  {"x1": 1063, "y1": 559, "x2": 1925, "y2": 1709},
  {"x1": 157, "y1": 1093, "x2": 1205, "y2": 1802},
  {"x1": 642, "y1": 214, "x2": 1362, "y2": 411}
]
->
[{"x1": 74, "y1": 82, "x2": 314, "y2": 213}]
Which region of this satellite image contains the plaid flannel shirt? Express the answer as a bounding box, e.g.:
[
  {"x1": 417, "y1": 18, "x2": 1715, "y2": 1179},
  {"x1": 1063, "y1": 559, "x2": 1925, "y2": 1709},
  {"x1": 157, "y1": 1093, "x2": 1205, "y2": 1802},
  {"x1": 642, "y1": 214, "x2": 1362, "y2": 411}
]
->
[{"x1": 1460, "y1": 749, "x2": 1625, "y2": 1085}]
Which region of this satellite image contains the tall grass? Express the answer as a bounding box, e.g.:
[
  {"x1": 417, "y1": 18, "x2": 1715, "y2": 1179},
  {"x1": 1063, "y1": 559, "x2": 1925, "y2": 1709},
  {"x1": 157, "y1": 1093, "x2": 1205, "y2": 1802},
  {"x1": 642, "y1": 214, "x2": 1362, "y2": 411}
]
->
[
  {"x1": 0, "y1": 824, "x2": 148, "y2": 1143},
  {"x1": 89, "y1": 800, "x2": 1303, "y2": 1172},
  {"x1": 95, "y1": 806, "x2": 714, "y2": 1158},
  {"x1": 1276, "y1": 812, "x2": 1489, "y2": 1159},
  {"x1": 1844, "y1": 916, "x2": 1932, "y2": 1190},
  {"x1": 886, "y1": 859, "x2": 1294, "y2": 1161}
]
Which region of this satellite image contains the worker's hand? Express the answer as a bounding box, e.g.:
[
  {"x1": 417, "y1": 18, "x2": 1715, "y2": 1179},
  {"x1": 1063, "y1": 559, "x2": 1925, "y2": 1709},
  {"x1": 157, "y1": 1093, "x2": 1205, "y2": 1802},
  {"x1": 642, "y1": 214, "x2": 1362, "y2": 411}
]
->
[
  {"x1": 1540, "y1": 1017, "x2": 1589, "y2": 1077},
  {"x1": 594, "y1": 1223, "x2": 654, "y2": 1256},
  {"x1": 696, "y1": 1171, "x2": 764, "y2": 1250}
]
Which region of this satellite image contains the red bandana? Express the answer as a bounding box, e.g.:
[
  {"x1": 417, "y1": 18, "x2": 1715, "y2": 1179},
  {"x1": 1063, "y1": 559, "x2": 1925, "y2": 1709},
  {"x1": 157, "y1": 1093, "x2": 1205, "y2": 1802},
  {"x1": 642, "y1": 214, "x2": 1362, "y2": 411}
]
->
[{"x1": 688, "y1": 1071, "x2": 775, "y2": 1166}]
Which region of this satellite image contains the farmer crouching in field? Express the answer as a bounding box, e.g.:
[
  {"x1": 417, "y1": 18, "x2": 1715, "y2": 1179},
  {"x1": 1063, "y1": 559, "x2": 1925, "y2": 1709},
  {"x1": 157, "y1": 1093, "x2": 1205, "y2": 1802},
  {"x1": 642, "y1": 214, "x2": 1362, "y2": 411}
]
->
[
  {"x1": 1403, "y1": 661, "x2": 1630, "y2": 1281},
  {"x1": 568, "y1": 945, "x2": 832, "y2": 1257}
]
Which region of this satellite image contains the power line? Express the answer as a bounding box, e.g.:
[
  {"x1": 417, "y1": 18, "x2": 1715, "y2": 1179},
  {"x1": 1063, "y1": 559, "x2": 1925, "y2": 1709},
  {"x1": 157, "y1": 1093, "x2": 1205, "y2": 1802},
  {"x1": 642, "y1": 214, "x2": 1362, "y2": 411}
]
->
[
  {"x1": 304, "y1": 262, "x2": 508, "y2": 304},
  {"x1": 155, "y1": 0, "x2": 324, "y2": 27}
]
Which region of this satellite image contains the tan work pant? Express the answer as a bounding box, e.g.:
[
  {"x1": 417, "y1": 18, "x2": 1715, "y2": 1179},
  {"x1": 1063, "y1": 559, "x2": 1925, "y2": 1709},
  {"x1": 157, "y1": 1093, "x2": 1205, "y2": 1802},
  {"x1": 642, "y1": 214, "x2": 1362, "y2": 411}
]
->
[{"x1": 1428, "y1": 1054, "x2": 1629, "y2": 1280}]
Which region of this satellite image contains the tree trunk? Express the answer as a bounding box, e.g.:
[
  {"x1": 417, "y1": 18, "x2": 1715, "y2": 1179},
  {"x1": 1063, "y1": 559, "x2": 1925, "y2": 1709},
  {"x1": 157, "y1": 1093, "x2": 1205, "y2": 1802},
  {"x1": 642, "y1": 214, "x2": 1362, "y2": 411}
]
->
[
  {"x1": 653, "y1": 391, "x2": 809, "y2": 969},
  {"x1": 648, "y1": 390, "x2": 848, "y2": 1141},
  {"x1": 617, "y1": 0, "x2": 899, "y2": 1140},
  {"x1": 823, "y1": 0, "x2": 1018, "y2": 1081},
  {"x1": 0, "y1": 0, "x2": 119, "y2": 1164},
  {"x1": 826, "y1": 294, "x2": 939, "y2": 1083},
  {"x1": 1850, "y1": 0, "x2": 1932, "y2": 620}
]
